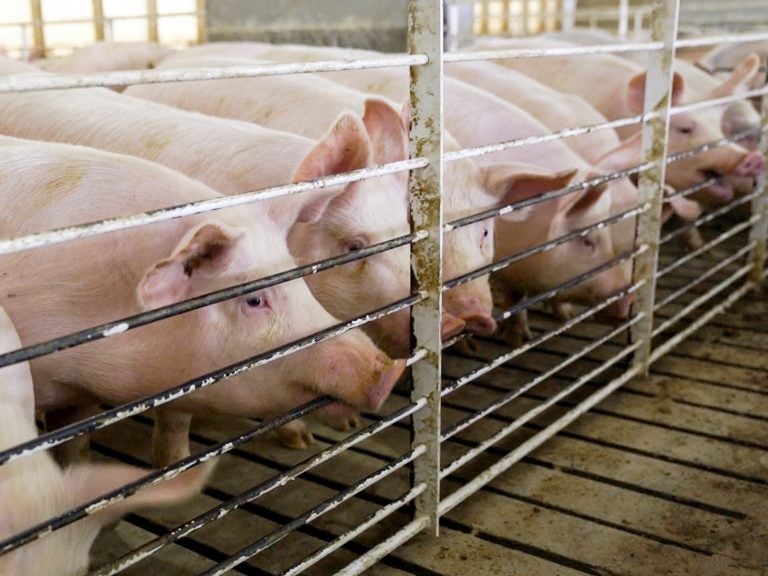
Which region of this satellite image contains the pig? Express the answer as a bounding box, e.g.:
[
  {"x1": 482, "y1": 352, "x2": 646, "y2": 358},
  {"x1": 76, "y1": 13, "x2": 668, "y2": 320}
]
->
[
  {"x1": 123, "y1": 55, "x2": 510, "y2": 337},
  {"x1": 0, "y1": 56, "x2": 419, "y2": 360},
  {"x1": 467, "y1": 37, "x2": 764, "y2": 206},
  {"x1": 37, "y1": 41, "x2": 175, "y2": 74},
  {"x1": 0, "y1": 135, "x2": 404, "y2": 467},
  {"x1": 0, "y1": 304, "x2": 214, "y2": 576}
]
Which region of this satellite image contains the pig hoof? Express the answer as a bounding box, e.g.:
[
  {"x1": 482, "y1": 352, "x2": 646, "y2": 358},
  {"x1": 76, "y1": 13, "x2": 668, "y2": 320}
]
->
[
  {"x1": 452, "y1": 337, "x2": 480, "y2": 357},
  {"x1": 552, "y1": 302, "x2": 575, "y2": 321},
  {"x1": 499, "y1": 320, "x2": 531, "y2": 349},
  {"x1": 323, "y1": 413, "x2": 361, "y2": 432},
  {"x1": 274, "y1": 421, "x2": 315, "y2": 450}
]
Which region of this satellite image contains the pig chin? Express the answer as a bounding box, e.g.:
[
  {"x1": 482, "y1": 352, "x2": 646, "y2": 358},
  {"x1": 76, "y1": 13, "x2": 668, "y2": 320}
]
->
[{"x1": 696, "y1": 171, "x2": 735, "y2": 205}]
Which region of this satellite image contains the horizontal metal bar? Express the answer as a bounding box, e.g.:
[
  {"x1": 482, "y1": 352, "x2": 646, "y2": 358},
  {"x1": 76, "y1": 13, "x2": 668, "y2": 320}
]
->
[
  {"x1": 660, "y1": 191, "x2": 757, "y2": 245},
  {"x1": 90, "y1": 400, "x2": 426, "y2": 576},
  {"x1": 0, "y1": 229, "x2": 424, "y2": 371},
  {"x1": 443, "y1": 203, "x2": 646, "y2": 291},
  {"x1": 669, "y1": 86, "x2": 768, "y2": 117},
  {"x1": 443, "y1": 164, "x2": 649, "y2": 233},
  {"x1": 665, "y1": 127, "x2": 763, "y2": 165},
  {"x1": 441, "y1": 287, "x2": 643, "y2": 441},
  {"x1": 333, "y1": 516, "x2": 431, "y2": 576},
  {"x1": 439, "y1": 361, "x2": 642, "y2": 517},
  {"x1": 0, "y1": 55, "x2": 429, "y2": 93},
  {"x1": 649, "y1": 277, "x2": 755, "y2": 364},
  {"x1": 281, "y1": 484, "x2": 426, "y2": 576},
  {"x1": 0, "y1": 294, "x2": 423, "y2": 468},
  {"x1": 653, "y1": 243, "x2": 754, "y2": 311},
  {"x1": 442, "y1": 281, "x2": 642, "y2": 398},
  {"x1": 674, "y1": 31, "x2": 768, "y2": 48},
  {"x1": 0, "y1": 158, "x2": 427, "y2": 256},
  {"x1": 656, "y1": 216, "x2": 756, "y2": 278},
  {"x1": 652, "y1": 264, "x2": 751, "y2": 338},
  {"x1": 440, "y1": 324, "x2": 642, "y2": 480},
  {"x1": 443, "y1": 42, "x2": 664, "y2": 63},
  {"x1": 444, "y1": 116, "x2": 656, "y2": 162},
  {"x1": 662, "y1": 178, "x2": 717, "y2": 202},
  {"x1": 199, "y1": 445, "x2": 427, "y2": 576}
]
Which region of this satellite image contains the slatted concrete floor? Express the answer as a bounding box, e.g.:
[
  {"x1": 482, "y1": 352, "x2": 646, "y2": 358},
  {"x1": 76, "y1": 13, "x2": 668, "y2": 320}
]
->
[{"x1": 87, "y1": 213, "x2": 768, "y2": 576}]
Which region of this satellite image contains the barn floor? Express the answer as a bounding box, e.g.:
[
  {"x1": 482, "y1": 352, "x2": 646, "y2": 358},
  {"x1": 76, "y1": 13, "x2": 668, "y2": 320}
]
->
[{"x1": 87, "y1": 216, "x2": 768, "y2": 576}]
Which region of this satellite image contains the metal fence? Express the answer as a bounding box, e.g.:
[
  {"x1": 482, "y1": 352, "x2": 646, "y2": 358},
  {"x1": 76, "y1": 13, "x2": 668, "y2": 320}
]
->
[{"x1": 0, "y1": 0, "x2": 766, "y2": 574}]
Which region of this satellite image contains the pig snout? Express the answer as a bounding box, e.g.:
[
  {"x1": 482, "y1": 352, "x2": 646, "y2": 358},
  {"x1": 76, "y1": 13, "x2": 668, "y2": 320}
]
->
[
  {"x1": 364, "y1": 358, "x2": 406, "y2": 411},
  {"x1": 734, "y1": 151, "x2": 764, "y2": 178},
  {"x1": 441, "y1": 312, "x2": 466, "y2": 340},
  {"x1": 450, "y1": 295, "x2": 497, "y2": 336},
  {"x1": 597, "y1": 292, "x2": 635, "y2": 322}
]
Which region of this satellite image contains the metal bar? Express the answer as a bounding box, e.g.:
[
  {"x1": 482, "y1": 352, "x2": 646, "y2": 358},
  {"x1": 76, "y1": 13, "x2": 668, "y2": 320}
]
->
[
  {"x1": 91, "y1": 0, "x2": 105, "y2": 41},
  {"x1": 674, "y1": 31, "x2": 768, "y2": 48},
  {"x1": 444, "y1": 164, "x2": 649, "y2": 232},
  {"x1": 438, "y1": 362, "x2": 643, "y2": 517},
  {"x1": 196, "y1": 0, "x2": 207, "y2": 42},
  {"x1": 665, "y1": 127, "x2": 763, "y2": 165},
  {"x1": 0, "y1": 294, "x2": 423, "y2": 468},
  {"x1": 443, "y1": 42, "x2": 663, "y2": 63},
  {"x1": 445, "y1": 118, "x2": 656, "y2": 161},
  {"x1": 444, "y1": 204, "x2": 647, "y2": 291},
  {"x1": 652, "y1": 265, "x2": 751, "y2": 338},
  {"x1": 656, "y1": 217, "x2": 757, "y2": 278},
  {"x1": 199, "y1": 446, "x2": 426, "y2": 576},
  {"x1": 146, "y1": 0, "x2": 158, "y2": 42},
  {"x1": 440, "y1": 328, "x2": 642, "y2": 479},
  {"x1": 659, "y1": 191, "x2": 757, "y2": 245},
  {"x1": 333, "y1": 516, "x2": 431, "y2": 576},
  {"x1": 0, "y1": 232, "x2": 424, "y2": 371},
  {"x1": 408, "y1": 0, "x2": 443, "y2": 538},
  {"x1": 653, "y1": 243, "x2": 754, "y2": 311},
  {"x1": 29, "y1": 0, "x2": 44, "y2": 57},
  {"x1": 89, "y1": 401, "x2": 425, "y2": 576},
  {"x1": 0, "y1": 55, "x2": 429, "y2": 93},
  {"x1": 629, "y1": 0, "x2": 679, "y2": 376},
  {"x1": 0, "y1": 158, "x2": 426, "y2": 256},
  {"x1": 747, "y1": 68, "x2": 768, "y2": 284},
  {"x1": 668, "y1": 86, "x2": 768, "y2": 116},
  {"x1": 441, "y1": 290, "x2": 642, "y2": 442},
  {"x1": 280, "y1": 484, "x2": 425, "y2": 576},
  {"x1": 649, "y1": 276, "x2": 757, "y2": 364}
]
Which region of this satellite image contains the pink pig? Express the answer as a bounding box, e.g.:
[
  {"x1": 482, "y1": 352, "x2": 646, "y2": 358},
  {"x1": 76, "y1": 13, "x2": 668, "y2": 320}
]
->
[
  {"x1": 0, "y1": 304, "x2": 214, "y2": 576},
  {"x1": 0, "y1": 136, "x2": 404, "y2": 466}
]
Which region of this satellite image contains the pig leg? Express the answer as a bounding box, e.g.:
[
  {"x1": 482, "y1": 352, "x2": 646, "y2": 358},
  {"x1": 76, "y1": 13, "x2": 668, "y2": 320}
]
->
[
  {"x1": 46, "y1": 405, "x2": 99, "y2": 465},
  {"x1": 273, "y1": 418, "x2": 315, "y2": 450},
  {"x1": 491, "y1": 280, "x2": 532, "y2": 349},
  {"x1": 151, "y1": 407, "x2": 192, "y2": 467},
  {"x1": 681, "y1": 227, "x2": 705, "y2": 251},
  {"x1": 315, "y1": 412, "x2": 361, "y2": 432},
  {"x1": 549, "y1": 301, "x2": 575, "y2": 321}
]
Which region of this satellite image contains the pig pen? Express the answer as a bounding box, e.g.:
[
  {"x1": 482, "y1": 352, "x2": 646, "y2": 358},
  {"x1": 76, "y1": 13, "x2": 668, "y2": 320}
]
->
[{"x1": 0, "y1": 0, "x2": 766, "y2": 575}]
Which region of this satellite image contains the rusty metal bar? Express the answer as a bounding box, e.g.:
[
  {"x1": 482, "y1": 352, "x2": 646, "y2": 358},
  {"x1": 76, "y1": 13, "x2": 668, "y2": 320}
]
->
[
  {"x1": 29, "y1": 0, "x2": 44, "y2": 57},
  {"x1": 196, "y1": 0, "x2": 207, "y2": 42},
  {"x1": 629, "y1": 0, "x2": 679, "y2": 376},
  {"x1": 92, "y1": 0, "x2": 105, "y2": 41},
  {"x1": 146, "y1": 0, "x2": 158, "y2": 42},
  {"x1": 407, "y1": 0, "x2": 443, "y2": 538}
]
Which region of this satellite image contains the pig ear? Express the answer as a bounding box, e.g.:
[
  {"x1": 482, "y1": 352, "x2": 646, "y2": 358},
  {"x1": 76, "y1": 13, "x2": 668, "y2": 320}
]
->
[
  {"x1": 708, "y1": 53, "x2": 761, "y2": 98},
  {"x1": 627, "y1": 71, "x2": 685, "y2": 113},
  {"x1": 483, "y1": 163, "x2": 577, "y2": 219},
  {"x1": 137, "y1": 222, "x2": 243, "y2": 309},
  {"x1": 563, "y1": 177, "x2": 609, "y2": 217},
  {"x1": 362, "y1": 98, "x2": 409, "y2": 166},
  {"x1": 400, "y1": 99, "x2": 411, "y2": 131},
  {"x1": 292, "y1": 113, "x2": 372, "y2": 183},
  {"x1": 594, "y1": 134, "x2": 643, "y2": 173},
  {"x1": 64, "y1": 460, "x2": 215, "y2": 526}
]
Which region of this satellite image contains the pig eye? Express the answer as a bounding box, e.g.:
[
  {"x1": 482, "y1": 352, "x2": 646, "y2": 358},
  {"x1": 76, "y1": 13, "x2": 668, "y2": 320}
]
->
[
  {"x1": 581, "y1": 236, "x2": 596, "y2": 251},
  {"x1": 341, "y1": 238, "x2": 366, "y2": 253},
  {"x1": 677, "y1": 124, "x2": 694, "y2": 135},
  {"x1": 245, "y1": 295, "x2": 268, "y2": 309}
]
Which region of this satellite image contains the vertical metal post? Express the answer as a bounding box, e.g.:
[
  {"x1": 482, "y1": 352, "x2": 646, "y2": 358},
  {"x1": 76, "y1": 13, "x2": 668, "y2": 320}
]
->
[
  {"x1": 561, "y1": 0, "x2": 576, "y2": 32},
  {"x1": 618, "y1": 0, "x2": 629, "y2": 38},
  {"x1": 29, "y1": 0, "x2": 44, "y2": 58},
  {"x1": 408, "y1": 0, "x2": 443, "y2": 537},
  {"x1": 92, "y1": 0, "x2": 105, "y2": 41},
  {"x1": 630, "y1": 0, "x2": 679, "y2": 374},
  {"x1": 196, "y1": 0, "x2": 207, "y2": 43},
  {"x1": 479, "y1": 0, "x2": 490, "y2": 35},
  {"x1": 747, "y1": 68, "x2": 768, "y2": 286},
  {"x1": 501, "y1": 0, "x2": 511, "y2": 33},
  {"x1": 146, "y1": 0, "x2": 159, "y2": 42}
]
